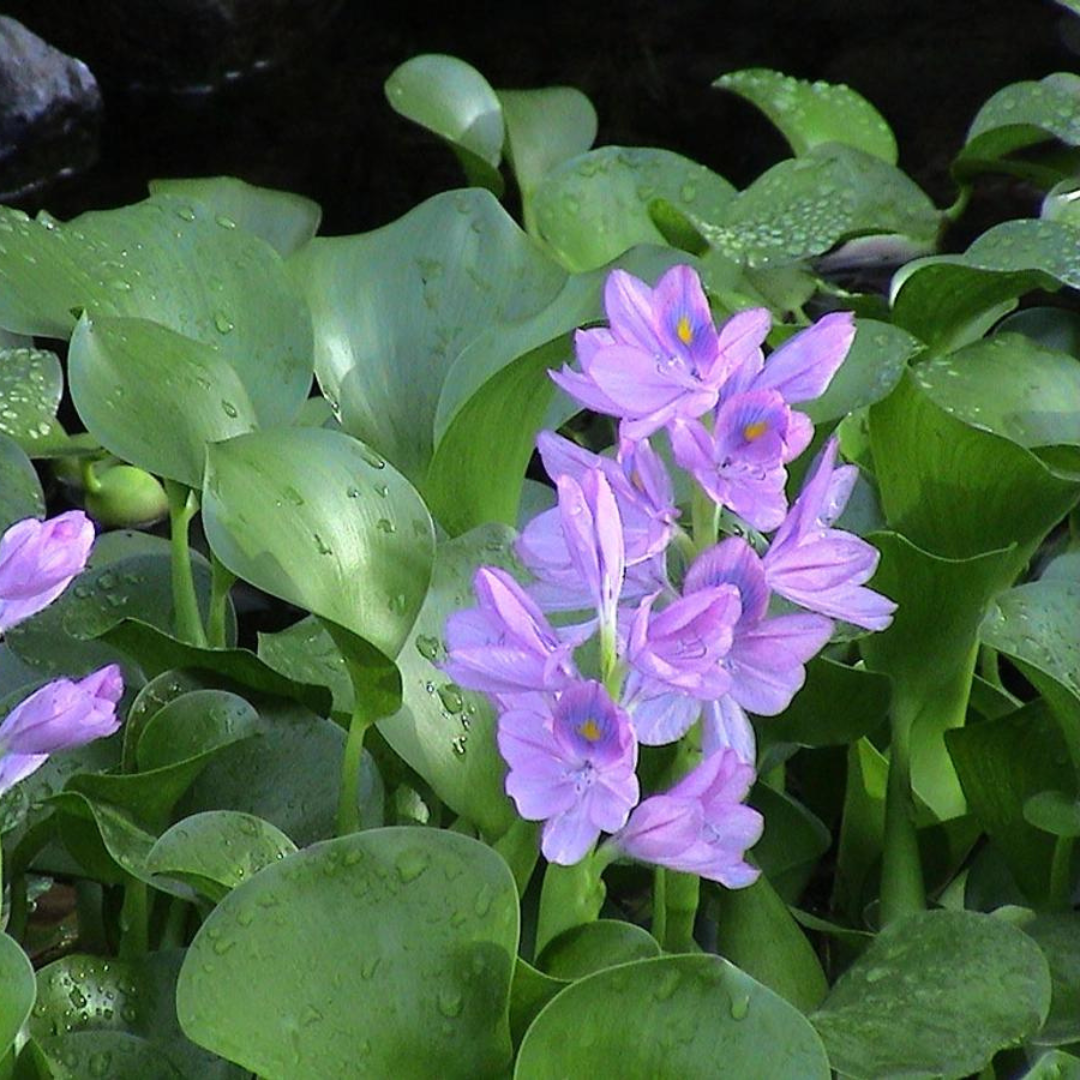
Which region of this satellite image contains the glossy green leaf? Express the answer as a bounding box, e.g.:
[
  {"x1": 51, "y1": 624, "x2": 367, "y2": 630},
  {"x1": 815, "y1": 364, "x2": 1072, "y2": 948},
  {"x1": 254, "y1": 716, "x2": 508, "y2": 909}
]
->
[
  {"x1": 1022, "y1": 913, "x2": 1080, "y2": 1047},
  {"x1": 428, "y1": 246, "x2": 688, "y2": 535},
  {"x1": 810, "y1": 910, "x2": 1052, "y2": 1079},
  {"x1": 378, "y1": 524, "x2": 517, "y2": 838},
  {"x1": 203, "y1": 427, "x2": 434, "y2": 662},
  {"x1": 148, "y1": 176, "x2": 321, "y2": 257},
  {"x1": 515, "y1": 954, "x2": 830, "y2": 1079},
  {"x1": 912, "y1": 334, "x2": 1080, "y2": 449},
  {"x1": 967, "y1": 218, "x2": 1080, "y2": 285},
  {"x1": 180, "y1": 698, "x2": 377, "y2": 847},
  {"x1": 385, "y1": 55, "x2": 505, "y2": 194},
  {"x1": 749, "y1": 785, "x2": 832, "y2": 903},
  {"x1": 288, "y1": 188, "x2": 564, "y2": 484},
  {"x1": 145, "y1": 810, "x2": 297, "y2": 903},
  {"x1": 715, "y1": 69, "x2": 897, "y2": 163},
  {"x1": 800, "y1": 319, "x2": 918, "y2": 425},
  {"x1": 69, "y1": 315, "x2": 258, "y2": 487},
  {"x1": 532, "y1": 147, "x2": 735, "y2": 272},
  {"x1": 0, "y1": 934, "x2": 34, "y2": 1059},
  {"x1": 537, "y1": 920, "x2": 660, "y2": 981},
  {"x1": 946, "y1": 699, "x2": 1073, "y2": 903},
  {"x1": 509, "y1": 960, "x2": 565, "y2": 1048},
  {"x1": 871, "y1": 372, "x2": 1080, "y2": 567},
  {"x1": 0, "y1": 195, "x2": 312, "y2": 427},
  {"x1": 0, "y1": 346, "x2": 62, "y2": 450},
  {"x1": 997, "y1": 305, "x2": 1080, "y2": 354},
  {"x1": 6, "y1": 530, "x2": 222, "y2": 680},
  {"x1": 31, "y1": 951, "x2": 238, "y2": 1080},
  {"x1": 1022, "y1": 1050, "x2": 1080, "y2": 1079},
  {"x1": 50, "y1": 790, "x2": 152, "y2": 886},
  {"x1": 498, "y1": 87, "x2": 597, "y2": 210},
  {"x1": 833, "y1": 737, "x2": 887, "y2": 921},
  {"x1": 694, "y1": 143, "x2": 939, "y2": 269},
  {"x1": 762, "y1": 656, "x2": 891, "y2": 747},
  {"x1": 981, "y1": 580, "x2": 1080, "y2": 769},
  {"x1": 0, "y1": 432, "x2": 43, "y2": 530},
  {"x1": 1025, "y1": 790, "x2": 1080, "y2": 837},
  {"x1": 177, "y1": 828, "x2": 518, "y2": 1079},
  {"x1": 136, "y1": 689, "x2": 259, "y2": 772},
  {"x1": 715, "y1": 874, "x2": 829, "y2": 1012},
  {"x1": 32, "y1": 1031, "x2": 184, "y2": 1079},
  {"x1": 256, "y1": 615, "x2": 354, "y2": 717},
  {"x1": 958, "y1": 74, "x2": 1080, "y2": 176}
]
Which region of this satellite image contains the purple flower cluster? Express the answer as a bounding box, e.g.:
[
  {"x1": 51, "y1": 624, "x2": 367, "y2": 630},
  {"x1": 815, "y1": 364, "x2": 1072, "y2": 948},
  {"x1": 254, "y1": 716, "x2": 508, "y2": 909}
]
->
[
  {"x1": 0, "y1": 511, "x2": 124, "y2": 797},
  {"x1": 444, "y1": 265, "x2": 895, "y2": 884}
]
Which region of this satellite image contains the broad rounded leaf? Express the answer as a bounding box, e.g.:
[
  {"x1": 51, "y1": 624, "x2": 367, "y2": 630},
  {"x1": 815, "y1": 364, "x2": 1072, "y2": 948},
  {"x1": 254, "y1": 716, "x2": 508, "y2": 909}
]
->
[
  {"x1": 811, "y1": 910, "x2": 1052, "y2": 1079},
  {"x1": 145, "y1": 810, "x2": 297, "y2": 903},
  {"x1": 0, "y1": 345, "x2": 62, "y2": 448},
  {"x1": 716, "y1": 69, "x2": 897, "y2": 163},
  {"x1": 913, "y1": 334, "x2": 1080, "y2": 449},
  {"x1": 177, "y1": 828, "x2": 518, "y2": 1080},
  {"x1": 516, "y1": 954, "x2": 830, "y2": 1079},
  {"x1": 203, "y1": 427, "x2": 434, "y2": 660},
  {"x1": 0, "y1": 933, "x2": 35, "y2": 1057},
  {"x1": 33, "y1": 1031, "x2": 184, "y2": 1079},
  {"x1": 532, "y1": 146, "x2": 736, "y2": 272},
  {"x1": 149, "y1": 176, "x2": 322, "y2": 257},
  {"x1": 69, "y1": 314, "x2": 258, "y2": 487},
  {"x1": 537, "y1": 920, "x2": 660, "y2": 981},
  {"x1": 1023, "y1": 913, "x2": 1080, "y2": 1047},
  {"x1": 385, "y1": 55, "x2": 505, "y2": 194},
  {"x1": 0, "y1": 195, "x2": 312, "y2": 427},
  {"x1": 0, "y1": 432, "x2": 44, "y2": 530}
]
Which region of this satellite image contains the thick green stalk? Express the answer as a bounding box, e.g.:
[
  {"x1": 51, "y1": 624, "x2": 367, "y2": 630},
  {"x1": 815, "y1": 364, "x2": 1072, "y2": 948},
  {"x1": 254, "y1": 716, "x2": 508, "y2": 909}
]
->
[
  {"x1": 165, "y1": 480, "x2": 208, "y2": 647},
  {"x1": 336, "y1": 701, "x2": 373, "y2": 837},
  {"x1": 118, "y1": 878, "x2": 149, "y2": 958},
  {"x1": 1049, "y1": 835, "x2": 1076, "y2": 911},
  {"x1": 207, "y1": 552, "x2": 236, "y2": 649},
  {"x1": 880, "y1": 700, "x2": 926, "y2": 926}
]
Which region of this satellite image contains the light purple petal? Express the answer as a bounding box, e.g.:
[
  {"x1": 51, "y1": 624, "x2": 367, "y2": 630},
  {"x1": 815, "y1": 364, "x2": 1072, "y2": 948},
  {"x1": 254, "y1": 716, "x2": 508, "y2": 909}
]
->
[
  {"x1": 752, "y1": 311, "x2": 855, "y2": 404},
  {"x1": 0, "y1": 751, "x2": 49, "y2": 796},
  {"x1": 701, "y1": 698, "x2": 756, "y2": 765},
  {"x1": 542, "y1": 806, "x2": 602, "y2": 865},
  {"x1": 603, "y1": 270, "x2": 667, "y2": 354},
  {"x1": 708, "y1": 307, "x2": 771, "y2": 390}
]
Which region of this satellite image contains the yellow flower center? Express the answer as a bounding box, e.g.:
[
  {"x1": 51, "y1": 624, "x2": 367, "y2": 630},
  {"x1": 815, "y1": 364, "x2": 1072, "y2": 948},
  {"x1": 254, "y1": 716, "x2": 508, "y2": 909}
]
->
[
  {"x1": 578, "y1": 717, "x2": 602, "y2": 742},
  {"x1": 676, "y1": 316, "x2": 694, "y2": 345},
  {"x1": 743, "y1": 420, "x2": 769, "y2": 441}
]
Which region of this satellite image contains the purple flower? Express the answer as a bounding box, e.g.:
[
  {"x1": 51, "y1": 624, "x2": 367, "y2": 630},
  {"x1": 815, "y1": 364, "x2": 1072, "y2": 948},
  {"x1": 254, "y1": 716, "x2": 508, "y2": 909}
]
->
[
  {"x1": 0, "y1": 511, "x2": 95, "y2": 634},
  {"x1": 763, "y1": 438, "x2": 897, "y2": 631},
  {"x1": 612, "y1": 748, "x2": 763, "y2": 887},
  {"x1": 669, "y1": 389, "x2": 813, "y2": 531},
  {"x1": 498, "y1": 680, "x2": 639, "y2": 864},
  {"x1": 443, "y1": 567, "x2": 577, "y2": 695},
  {"x1": 551, "y1": 266, "x2": 727, "y2": 439},
  {"x1": 0, "y1": 664, "x2": 124, "y2": 796}
]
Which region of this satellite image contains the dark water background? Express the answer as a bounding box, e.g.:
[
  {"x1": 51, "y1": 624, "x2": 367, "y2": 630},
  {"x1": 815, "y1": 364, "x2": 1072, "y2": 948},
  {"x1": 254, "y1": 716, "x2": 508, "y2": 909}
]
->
[{"x1": 3, "y1": 0, "x2": 1075, "y2": 239}]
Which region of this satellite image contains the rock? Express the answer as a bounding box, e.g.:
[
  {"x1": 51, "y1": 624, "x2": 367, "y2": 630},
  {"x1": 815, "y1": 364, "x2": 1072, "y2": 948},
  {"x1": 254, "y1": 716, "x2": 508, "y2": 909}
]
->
[{"x1": 0, "y1": 17, "x2": 102, "y2": 201}]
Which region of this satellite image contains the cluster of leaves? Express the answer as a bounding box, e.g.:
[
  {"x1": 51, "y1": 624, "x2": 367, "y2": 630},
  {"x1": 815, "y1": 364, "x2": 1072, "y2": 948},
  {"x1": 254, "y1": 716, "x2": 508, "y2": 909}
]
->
[{"x1": 0, "y1": 46, "x2": 1077, "y2": 1080}]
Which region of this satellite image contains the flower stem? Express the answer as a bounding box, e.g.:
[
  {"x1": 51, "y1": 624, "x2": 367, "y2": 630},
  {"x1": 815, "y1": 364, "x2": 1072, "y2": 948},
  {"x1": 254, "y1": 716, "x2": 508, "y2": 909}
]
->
[
  {"x1": 661, "y1": 871, "x2": 700, "y2": 952},
  {"x1": 118, "y1": 877, "x2": 149, "y2": 958},
  {"x1": 336, "y1": 701, "x2": 372, "y2": 837},
  {"x1": 880, "y1": 701, "x2": 925, "y2": 926},
  {"x1": 207, "y1": 552, "x2": 236, "y2": 649},
  {"x1": 691, "y1": 483, "x2": 719, "y2": 553},
  {"x1": 1049, "y1": 835, "x2": 1076, "y2": 911},
  {"x1": 165, "y1": 480, "x2": 208, "y2": 648}
]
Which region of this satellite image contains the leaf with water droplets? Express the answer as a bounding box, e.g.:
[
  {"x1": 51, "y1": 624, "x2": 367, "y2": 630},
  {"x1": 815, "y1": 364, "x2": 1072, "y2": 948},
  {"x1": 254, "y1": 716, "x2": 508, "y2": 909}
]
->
[
  {"x1": 516, "y1": 954, "x2": 828, "y2": 1078},
  {"x1": 0, "y1": 431, "x2": 44, "y2": 532},
  {"x1": 0, "y1": 932, "x2": 35, "y2": 1061},
  {"x1": 177, "y1": 828, "x2": 517, "y2": 1079},
  {"x1": 716, "y1": 68, "x2": 898, "y2": 163},
  {"x1": 0, "y1": 345, "x2": 62, "y2": 451},
  {"x1": 810, "y1": 910, "x2": 1051, "y2": 1079},
  {"x1": 385, "y1": 55, "x2": 505, "y2": 194}
]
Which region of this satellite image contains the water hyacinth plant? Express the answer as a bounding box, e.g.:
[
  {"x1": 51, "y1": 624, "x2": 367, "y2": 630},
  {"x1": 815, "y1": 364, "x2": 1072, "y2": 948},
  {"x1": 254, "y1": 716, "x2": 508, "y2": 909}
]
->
[{"x1": 0, "y1": 38, "x2": 1076, "y2": 1080}]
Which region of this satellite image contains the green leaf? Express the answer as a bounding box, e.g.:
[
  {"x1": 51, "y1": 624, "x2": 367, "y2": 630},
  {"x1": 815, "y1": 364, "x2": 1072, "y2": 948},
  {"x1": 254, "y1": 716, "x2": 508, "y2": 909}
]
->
[
  {"x1": 0, "y1": 196, "x2": 312, "y2": 427},
  {"x1": 531, "y1": 146, "x2": 736, "y2": 272},
  {"x1": 288, "y1": 188, "x2": 564, "y2": 484},
  {"x1": 385, "y1": 55, "x2": 505, "y2": 194},
  {"x1": 715, "y1": 874, "x2": 829, "y2": 1012},
  {"x1": 378, "y1": 524, "x2": 517, "y2": 838},
  {"x1": 6, "y1": 529, "x2": 224, "y2": 680},
  {"x1": 148, "y1": 176, "x2": 321, "y2": 257},
  {"x1": 177, "y1": 828, "x2": 517, "y2": 1079},
  {"x1": 715, "y1": 69, "x2": 897, "y2": 163},
  {"x1": 0, "y1": 346, "x2": 62, "y2": 450},
  {"x1": 0, "y1": 432, "x2": 44, "y2": 530},
  {"x1": 946, "y1": 699, "x2": 1073, "y2": 904},
  {"x1": 32, "y1": 1031, "x2": 184, "y2": 1079},
  {"x1": 515, "y1": 954, "x2": 830, "y2": 1079},
  {"x1": 911, "y1": 334, "x2": 1080, "y2": 449},
  {"x1": 1024, "y1": 790, "x2": 1080, "y2": 838},
  {"x1": 833, "y1": 737, "x2": 887, "y2": 921},
  {"x1": 145, "y1": 810, "x2": 297, "y2": 903},
  {"x1": 136, "y1": 689, "x2": 259, "y2": 772},
  {"x1": 762, "y1": 656, "x2": 891, "y2": 748},
  {"x1": 981, "y1": 580, "x2": 1080, "y2": 771},
  {"x1": 203, "y1": 427, "x2": 434, "y2": 662},
  {"x1": 1021, "y1": 1050, "x2": 1080, "y2": 1079},
  {"x1": 748, "y1": 785, "x2": 832, "y2": 903},
  {"x1": 50, "y1": 791, "x2": 158, "y2": 887},
  {"x1": 69, "y1": 315, "x2": 258, "y2": 487},
  {"x1": 1022, "y1": 913, "x2": 1080, "y2": 1047},
  {"x1": 498, "y1": 87, "x2": 597, "y2": 210},
  {"x1": 30, "y1": 951, "x2": 239, "y2": 1079},
  {"x1": 958, "y1": 74, "x2": 1080, "y2": 177},
  {"x1": 509, "y1": 959, "x2": 565, "y2": 1048},
  {"x1": 0, "y1": 934, "x2": 35, "y2": 1059},
  {"x1": 537, "y1": 920, "x2": 660, "y2": 981},
  {"x1": 997, "y1": 305, "x2": 1080, "y2": 354},
  {"x1": 800, "y1": 319, "x2": 918, "y2": 425},
  {"x1": 810, "y1": 910, "x2": 1052, "y2": 1079},
  {"x1": 256, "y1": 615, "x2": 354, "y2": 717},
  {"x1": 692, "y1": 143, "x2": 940, "y2": 270}
]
